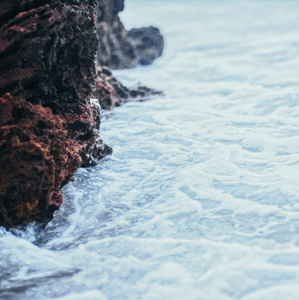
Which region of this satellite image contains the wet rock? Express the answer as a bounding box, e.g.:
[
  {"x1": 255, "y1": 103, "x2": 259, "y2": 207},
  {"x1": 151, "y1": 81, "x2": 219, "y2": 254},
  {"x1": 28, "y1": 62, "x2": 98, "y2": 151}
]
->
[
  {"x1": 96, "y1": 0, "x2": 164, "y2": 69},
  {"x1": 0, "y1": 0, "x2": 164, "y2": 229},
  {"x1": 92, "y1": 66, "x2": 163, "y2": 110},
  {"x1": 0, "y1": 0, "x2": 112, "y2": 228},
  {"x1": 94, "y1": 0, "x2": 164, "y2": 109}
]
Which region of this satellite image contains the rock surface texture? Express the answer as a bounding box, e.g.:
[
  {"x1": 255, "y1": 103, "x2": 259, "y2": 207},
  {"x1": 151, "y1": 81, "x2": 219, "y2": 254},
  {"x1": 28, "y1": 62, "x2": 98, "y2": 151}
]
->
[
  {"x1": 0, "y1": 0, "x2": 112, "y2": 228},
  {"x1": 96, "y1": 0, "x2": 164, "y2": 69},
  {"x1": 0, "y1": 0, "x2": 164, "y2": 229}
]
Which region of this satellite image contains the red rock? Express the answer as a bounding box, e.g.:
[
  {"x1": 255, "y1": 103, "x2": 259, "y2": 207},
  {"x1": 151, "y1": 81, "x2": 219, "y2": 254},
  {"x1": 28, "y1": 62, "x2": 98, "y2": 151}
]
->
[{"x1": 0, "y1": 1, "x2": 112, "y2": 229}]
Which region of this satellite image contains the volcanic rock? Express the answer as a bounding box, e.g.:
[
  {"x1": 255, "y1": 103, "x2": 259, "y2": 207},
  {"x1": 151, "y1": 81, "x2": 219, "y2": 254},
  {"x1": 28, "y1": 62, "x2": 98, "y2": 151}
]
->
[
  {"x1": 0, "y1": 0, "x2": 112, "y2": 228},
  {"x1": 0, "y1": 0, "x2": 164, "y2": 229}
]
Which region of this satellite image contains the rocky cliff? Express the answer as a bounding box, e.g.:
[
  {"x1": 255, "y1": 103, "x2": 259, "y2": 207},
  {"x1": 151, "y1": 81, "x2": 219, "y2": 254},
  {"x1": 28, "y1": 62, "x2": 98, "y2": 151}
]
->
[
  {"x1": 96, "y1": 0, "x2": 164, "y2": 69},
  {"x1": 0, "y1": 0, "x2": 112, "y2": 228},
  {"x1": 0, "y1": 0, "x2": 164, "y2": 228}
]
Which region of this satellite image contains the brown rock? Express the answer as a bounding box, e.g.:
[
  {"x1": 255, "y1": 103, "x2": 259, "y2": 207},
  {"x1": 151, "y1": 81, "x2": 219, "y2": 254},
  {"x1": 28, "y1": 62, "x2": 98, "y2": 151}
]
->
[
  {"x1": 0, "y1": 0, "x2": 112, "y2": 229},
  {"x1": 0, "y1": 0, "x2": 164, "y2": 229}
]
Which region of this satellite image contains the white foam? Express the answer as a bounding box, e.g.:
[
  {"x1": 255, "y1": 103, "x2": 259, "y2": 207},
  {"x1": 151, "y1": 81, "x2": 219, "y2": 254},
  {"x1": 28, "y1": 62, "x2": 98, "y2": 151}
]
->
[{"x1": 1, "y1": 1, "x2": 299, "y2": 299}]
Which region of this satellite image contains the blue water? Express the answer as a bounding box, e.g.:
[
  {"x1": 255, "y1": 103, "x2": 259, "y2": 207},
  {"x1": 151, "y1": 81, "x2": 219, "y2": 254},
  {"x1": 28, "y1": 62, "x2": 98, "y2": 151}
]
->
[{"x1": 1, "y1": 1, "x2": 299, "y2": 299}]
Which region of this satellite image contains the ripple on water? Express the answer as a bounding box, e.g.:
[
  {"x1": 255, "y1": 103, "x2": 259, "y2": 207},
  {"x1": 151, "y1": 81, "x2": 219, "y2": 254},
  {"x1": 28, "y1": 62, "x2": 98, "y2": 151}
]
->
[{"x1": 1, "y1": 0, "x2": 299, "y2": 299}]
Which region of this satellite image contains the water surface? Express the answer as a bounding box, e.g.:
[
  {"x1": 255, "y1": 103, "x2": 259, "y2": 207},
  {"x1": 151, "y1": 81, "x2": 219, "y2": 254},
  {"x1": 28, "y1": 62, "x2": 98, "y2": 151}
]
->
[{"x1": 1, "y1": 1, "x2": 299, "y2": 299}]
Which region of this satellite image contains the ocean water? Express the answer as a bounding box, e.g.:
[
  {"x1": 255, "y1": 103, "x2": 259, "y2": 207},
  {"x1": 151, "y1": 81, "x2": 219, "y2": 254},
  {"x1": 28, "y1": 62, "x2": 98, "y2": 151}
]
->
[{"x1": 1, "y1": 1, "x2": 299, "y2": 299}]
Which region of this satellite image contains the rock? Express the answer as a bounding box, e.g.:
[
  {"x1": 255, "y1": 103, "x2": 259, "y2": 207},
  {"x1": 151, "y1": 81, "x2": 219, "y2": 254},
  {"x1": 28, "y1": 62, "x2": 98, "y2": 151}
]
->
[
  {"x1": 94, "y1": 0, "x2": 164, "y2": 109},
  {"x1": 96, "y1": 0, "x2": 164, "y2": 69},
  {"x1": 0, "y1": 0, "x2": 112, "y2": 228},
  {"x1": 127, "y1": 26, "x2": 164, "y2": 66},
  {"x1": 0, "y1": 0, "x2": 164, "y2": 229},
  {"x1": 92, "y1": 66, "x2": 163, "y2": 110}
]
